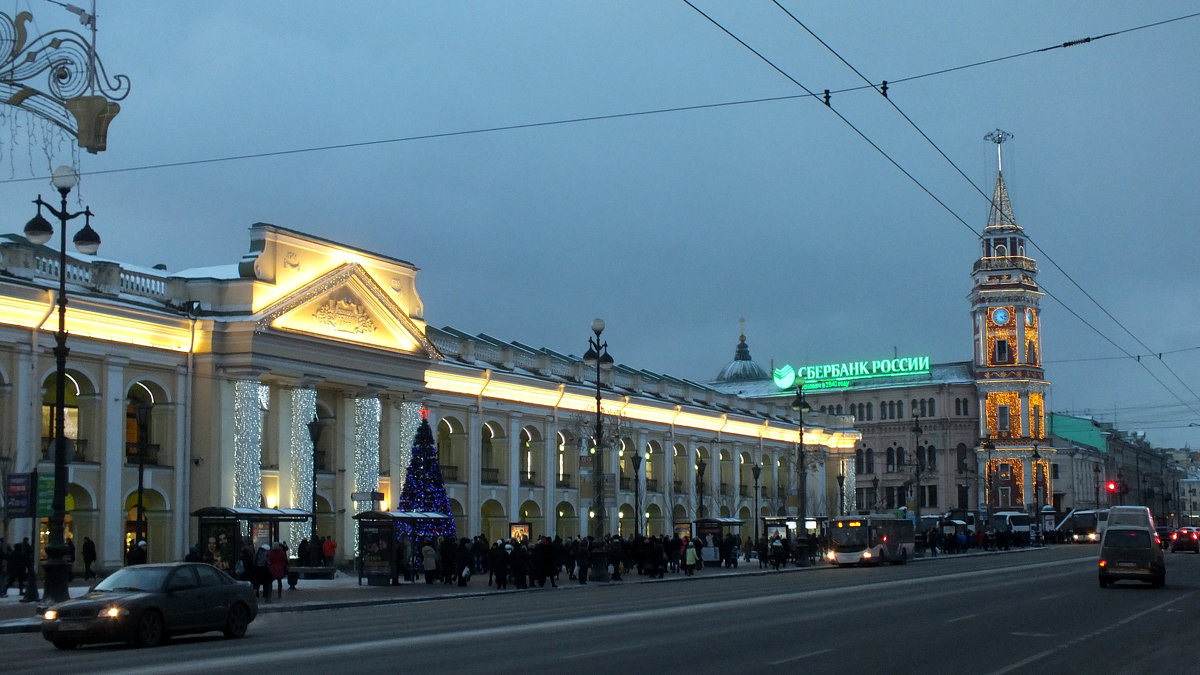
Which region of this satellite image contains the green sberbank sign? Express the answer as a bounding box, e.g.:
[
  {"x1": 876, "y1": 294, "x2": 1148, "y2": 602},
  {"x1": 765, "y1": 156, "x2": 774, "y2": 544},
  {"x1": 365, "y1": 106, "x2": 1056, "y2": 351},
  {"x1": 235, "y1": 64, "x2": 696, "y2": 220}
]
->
[{"x1": 773, "y1": 355, "x2": 931, "y2": 391}]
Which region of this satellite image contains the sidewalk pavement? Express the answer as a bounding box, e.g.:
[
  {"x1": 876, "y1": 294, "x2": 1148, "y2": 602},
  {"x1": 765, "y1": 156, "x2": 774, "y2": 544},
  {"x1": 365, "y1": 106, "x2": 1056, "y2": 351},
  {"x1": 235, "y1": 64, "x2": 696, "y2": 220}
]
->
[{"x1": 0, "y1": 558, "x2": 796, "y2": 634}]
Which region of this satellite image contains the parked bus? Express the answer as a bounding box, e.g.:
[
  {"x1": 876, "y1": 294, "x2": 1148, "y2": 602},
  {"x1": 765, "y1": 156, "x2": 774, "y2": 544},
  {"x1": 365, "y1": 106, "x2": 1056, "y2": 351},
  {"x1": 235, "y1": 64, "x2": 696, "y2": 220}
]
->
[{"x1": 826, "y1": 515, "x2": 915, "y2": 566}]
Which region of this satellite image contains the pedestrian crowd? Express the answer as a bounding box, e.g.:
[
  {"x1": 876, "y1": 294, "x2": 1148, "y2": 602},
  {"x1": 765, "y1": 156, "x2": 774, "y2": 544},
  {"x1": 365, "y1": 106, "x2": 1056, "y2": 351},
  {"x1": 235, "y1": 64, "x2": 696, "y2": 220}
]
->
[{"x1": 396, "y1": 531, "x2": 763, "y2": 590}]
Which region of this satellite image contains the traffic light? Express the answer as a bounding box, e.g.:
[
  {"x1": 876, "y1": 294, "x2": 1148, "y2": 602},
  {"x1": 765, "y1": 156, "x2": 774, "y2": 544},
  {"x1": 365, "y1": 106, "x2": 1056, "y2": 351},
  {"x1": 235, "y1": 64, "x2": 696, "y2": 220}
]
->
[{"x1": 1107, "y1": 481, "x2": 1118, "y2": 494}]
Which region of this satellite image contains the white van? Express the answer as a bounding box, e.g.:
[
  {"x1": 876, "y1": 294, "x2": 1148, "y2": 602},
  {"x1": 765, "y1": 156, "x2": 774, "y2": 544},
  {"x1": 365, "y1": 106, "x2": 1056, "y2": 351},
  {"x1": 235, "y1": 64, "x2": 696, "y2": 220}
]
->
[{"x1": 1106, "y1": 505, "x2": 1155, "y2": 531}]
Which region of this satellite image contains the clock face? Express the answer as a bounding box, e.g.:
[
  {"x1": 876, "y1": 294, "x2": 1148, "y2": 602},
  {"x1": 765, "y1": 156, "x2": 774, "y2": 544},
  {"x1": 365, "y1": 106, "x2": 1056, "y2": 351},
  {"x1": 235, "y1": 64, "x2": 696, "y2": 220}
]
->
[{"x1": 991, "y1": 307, "x2": 1010, "y2": 326}]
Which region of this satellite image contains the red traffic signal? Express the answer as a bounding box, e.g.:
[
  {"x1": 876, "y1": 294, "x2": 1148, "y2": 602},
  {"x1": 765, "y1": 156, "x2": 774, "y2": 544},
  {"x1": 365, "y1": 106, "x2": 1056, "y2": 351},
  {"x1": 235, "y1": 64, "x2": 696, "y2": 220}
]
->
[{"x1": 1106, "y1": 481, "x2": 1118, "y2": 493}]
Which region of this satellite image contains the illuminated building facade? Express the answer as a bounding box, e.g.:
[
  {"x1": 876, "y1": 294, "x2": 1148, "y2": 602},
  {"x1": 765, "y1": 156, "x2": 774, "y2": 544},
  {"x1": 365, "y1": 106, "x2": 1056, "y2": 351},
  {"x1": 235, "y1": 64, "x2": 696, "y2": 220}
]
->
[{"x1": 0, "y1": 224, "x2": 858, "y2": 569}]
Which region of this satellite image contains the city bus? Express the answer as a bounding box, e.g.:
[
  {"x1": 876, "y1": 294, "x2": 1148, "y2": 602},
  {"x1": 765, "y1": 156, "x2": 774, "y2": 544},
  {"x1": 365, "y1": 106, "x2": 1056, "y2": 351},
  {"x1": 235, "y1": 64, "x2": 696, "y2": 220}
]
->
[
  {"x1": 826, "y1": 515, "x2": 915, "y2": 566},
  {"x1": 1054, "y1": 508, "x2": 1108, "y2": 543}
]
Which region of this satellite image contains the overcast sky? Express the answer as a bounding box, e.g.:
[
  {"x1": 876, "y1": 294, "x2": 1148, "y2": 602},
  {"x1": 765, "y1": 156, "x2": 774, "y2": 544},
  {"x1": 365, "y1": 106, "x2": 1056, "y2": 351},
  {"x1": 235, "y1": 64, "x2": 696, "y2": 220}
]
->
[{"x1": 2, "y1": 2, "x2": 1198, "y2": 449}]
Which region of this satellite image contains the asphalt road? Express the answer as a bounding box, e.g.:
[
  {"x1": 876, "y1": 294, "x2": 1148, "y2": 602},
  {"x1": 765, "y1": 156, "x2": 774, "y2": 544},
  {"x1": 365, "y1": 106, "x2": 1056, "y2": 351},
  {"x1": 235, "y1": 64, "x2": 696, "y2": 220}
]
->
[{"x1": 5, "y1": 545, "x2": 1200, "y2": 674}]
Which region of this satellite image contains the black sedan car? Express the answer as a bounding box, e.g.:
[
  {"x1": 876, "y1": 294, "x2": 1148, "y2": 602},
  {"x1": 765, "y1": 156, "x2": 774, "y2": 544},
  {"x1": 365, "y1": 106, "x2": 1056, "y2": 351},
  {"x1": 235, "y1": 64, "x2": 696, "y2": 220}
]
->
[
  {"x1": 41, "y1": 562, "x2": 258, "y2": 649},
  {"x1": 1171, "y1": 527, "x2": 1200, "y2": 553}
]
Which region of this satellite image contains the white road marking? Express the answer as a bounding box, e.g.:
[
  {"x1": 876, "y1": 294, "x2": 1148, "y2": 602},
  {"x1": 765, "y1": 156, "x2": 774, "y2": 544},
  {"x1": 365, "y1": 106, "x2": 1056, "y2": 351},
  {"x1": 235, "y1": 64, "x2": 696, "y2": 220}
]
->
[{"x1": 768, "y1": 648, "x2": 832, "y2": 665}]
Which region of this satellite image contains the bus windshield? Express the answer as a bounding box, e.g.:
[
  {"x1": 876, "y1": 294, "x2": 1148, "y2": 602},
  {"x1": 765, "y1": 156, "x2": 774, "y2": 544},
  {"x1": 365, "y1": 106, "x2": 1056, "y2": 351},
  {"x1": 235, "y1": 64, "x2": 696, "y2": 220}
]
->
[{"x1": 830, "y1": 522, "x2": 870, "y2": 549}]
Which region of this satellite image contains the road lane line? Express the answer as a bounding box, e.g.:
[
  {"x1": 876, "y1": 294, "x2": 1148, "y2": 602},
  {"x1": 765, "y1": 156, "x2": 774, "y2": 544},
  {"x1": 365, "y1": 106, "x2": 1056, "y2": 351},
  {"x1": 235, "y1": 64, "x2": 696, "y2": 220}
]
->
[
  {"x1": 768, "y1": 648, "x2": 832, "y2": 665},
  {"x1": 946, "y1": 613, "x2": 979, "y2": 623},
  {"x1": 987, "y1": 589, "x2": 1199, "y2": 675}
]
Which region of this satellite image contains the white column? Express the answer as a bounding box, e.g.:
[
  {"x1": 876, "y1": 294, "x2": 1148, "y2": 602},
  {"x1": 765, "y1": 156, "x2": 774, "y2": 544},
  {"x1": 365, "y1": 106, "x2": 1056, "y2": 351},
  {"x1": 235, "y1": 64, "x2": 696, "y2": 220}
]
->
[
  {"x1": 172, "y1": 364, "x2": 190, "y2": 560},
  {"x1": 99, "y1": 357, "x2": 127, "y2": 569},
  {"x1": 507, "y1": 415, "x2": 522, "y2": 522},
  {"x1": 465, "y1": 408, "x2": 482, "y2": 539},
  {"x1": 541, "y1": 418, "x2": 557, "y2": 536}
]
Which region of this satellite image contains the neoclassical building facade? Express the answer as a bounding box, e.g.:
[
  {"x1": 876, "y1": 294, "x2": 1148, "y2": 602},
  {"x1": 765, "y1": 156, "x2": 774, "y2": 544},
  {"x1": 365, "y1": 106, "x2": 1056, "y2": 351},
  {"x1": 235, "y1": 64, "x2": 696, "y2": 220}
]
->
[{"x1": 0, "y1": 224, "x2": 859, "y2": 570}]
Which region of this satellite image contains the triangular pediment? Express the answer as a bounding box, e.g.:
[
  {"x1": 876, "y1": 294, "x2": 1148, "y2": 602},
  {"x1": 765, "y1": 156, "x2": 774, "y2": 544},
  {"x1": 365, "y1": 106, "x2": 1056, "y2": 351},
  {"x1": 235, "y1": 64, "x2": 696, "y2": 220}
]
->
[{"x1": 255, "y1": 263, "x2": 442, "y2": 358}]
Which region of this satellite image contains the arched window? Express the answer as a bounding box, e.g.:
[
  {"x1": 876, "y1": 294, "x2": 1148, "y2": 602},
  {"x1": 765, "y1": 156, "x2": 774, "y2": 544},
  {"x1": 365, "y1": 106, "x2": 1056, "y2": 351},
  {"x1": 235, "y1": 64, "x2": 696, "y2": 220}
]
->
[
  {"x1": 957, "y1": 444, "x2": 968, "y2": 473},
  {"x1": 855, "y1": 449, "x2": 864, "y2": 473},
  {"x1": 887, "y1": 401, "x2": 895, "y2": 419},
  {"x1": 897, "y1": 447, "x2": 906, "y2": 468},
  {"x1": 866, "y1": 402, "x2": 873, "y2": 420},
  {"x1": 916, "y1": 447, "x2": 925, "y2": 470},
  {"x1": 866, "y1": 449, "x2": 875, "y2": 474},
  {"x1": 912, "y1": 399, "x2": 919, "y2": 415},
  {"x1": 835, "y1": 404, "x2": 843, "y2": 415},
  {"x1": 927, "y1": 398, "x2": 936, "y2": 417},
  {"x1": 926, "y1": 444, "x2": 937, "y2": 471},
  {"x1": 897, "y1": 400, "x2": 904, "y2": 418},
  {"x1": 886, "y1": 447, "x2": 895, "y2": 472}
]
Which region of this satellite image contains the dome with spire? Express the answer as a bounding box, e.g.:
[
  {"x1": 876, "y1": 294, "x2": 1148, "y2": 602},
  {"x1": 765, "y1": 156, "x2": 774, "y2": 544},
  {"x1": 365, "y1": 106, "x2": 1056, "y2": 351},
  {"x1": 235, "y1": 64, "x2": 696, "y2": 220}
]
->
[{"x1": 714, "y1": 328, "x2": 769, "y2": 383}]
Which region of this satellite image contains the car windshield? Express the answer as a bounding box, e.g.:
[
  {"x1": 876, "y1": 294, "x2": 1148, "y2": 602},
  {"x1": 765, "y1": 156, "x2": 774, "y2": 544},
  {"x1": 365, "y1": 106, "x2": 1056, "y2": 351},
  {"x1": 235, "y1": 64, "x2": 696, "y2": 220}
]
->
[
  {"x1": 94, "y1": 566, "x2": 171, "y2": 592},
  {"x1": 1105, "y1": 529, "x2": 1151, "y2": 549}
]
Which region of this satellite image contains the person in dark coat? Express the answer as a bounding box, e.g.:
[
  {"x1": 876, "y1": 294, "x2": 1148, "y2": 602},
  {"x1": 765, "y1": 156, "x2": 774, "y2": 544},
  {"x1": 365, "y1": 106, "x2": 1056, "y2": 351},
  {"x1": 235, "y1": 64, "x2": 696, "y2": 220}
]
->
[
  {"x1": 510, "y1": 542, "x2": 530, "y2": 589},
  {"x1": 128, "y1": 540, "x2": 148, "y2": 566},
  {"x1": 575, "y1": 537, "x2": 591, "y2": 584},
  {"x1": 82, "y1": 536, "x2": 98, "y2": 579},
  {"x1": 439, "y1": 536, "x2": 457, "y2": 584},
  {"x1": 489, "y1": 541, "x2": 511, "y2": 590},
  {"x1": 455, "y1": 538, "x2": 472, "y2": 587}
]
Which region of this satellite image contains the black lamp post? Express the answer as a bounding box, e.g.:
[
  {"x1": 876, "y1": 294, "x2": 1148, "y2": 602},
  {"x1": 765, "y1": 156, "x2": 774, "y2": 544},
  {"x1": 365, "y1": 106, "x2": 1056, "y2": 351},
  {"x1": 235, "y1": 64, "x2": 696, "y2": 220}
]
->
[
  {"x1": 582, "y1": 318, "x2": 613, "y2": 581},
  {"x1": 307, "y1": 417, "x2": 325, "y2": 540},
  {"x1": 982, "y1": 440, "x2": 996, "y2": 533},
  {"x1": 752, "y1": 463, "x2": 762, "y2": 543},
  {"x1": 791, "y1": 385, "x2": 811, "y2": 528},
  {"x1": 912, "y1": 413, "x2": 923, "y2": 532},
  {"x1": 872, "y1": 476, "x2": 880, "y2": 511},
  {"x1": 24, "y1": 165, "x2": 100, "y2": 603},
  {"x1": 1031, "y1": 442, "x2": 1041, "y2": 546},
  {"x1": 632, "y1": 451, "x2": 643, "y2": 537},
  {"x1": 132, "y1": 400, "x2": 151, "y2": 552},
  {"x1": 695, "y1": 459, "x2": 707, "y2": 519}
]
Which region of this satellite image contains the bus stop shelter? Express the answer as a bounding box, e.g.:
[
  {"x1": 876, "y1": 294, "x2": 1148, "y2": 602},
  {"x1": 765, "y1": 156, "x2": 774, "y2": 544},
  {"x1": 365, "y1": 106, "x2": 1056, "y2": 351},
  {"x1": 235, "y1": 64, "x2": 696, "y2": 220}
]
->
[
  {"x1": 353, "y1": 510, "x2": 454, "y2": 586},
  {"x1": 191, "y1": 506, "x2": 313, "y2": 576},
  {"x1": 693, "y1": 517, "x2": 743, "y2": 563}
]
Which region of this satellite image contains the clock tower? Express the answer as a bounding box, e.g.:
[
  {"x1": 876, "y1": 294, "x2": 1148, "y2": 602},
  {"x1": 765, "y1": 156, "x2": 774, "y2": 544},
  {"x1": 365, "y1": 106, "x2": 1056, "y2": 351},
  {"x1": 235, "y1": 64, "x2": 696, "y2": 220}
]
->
[{"x1": 970, "y1": 130, "x2": 1050, "y2": 524}]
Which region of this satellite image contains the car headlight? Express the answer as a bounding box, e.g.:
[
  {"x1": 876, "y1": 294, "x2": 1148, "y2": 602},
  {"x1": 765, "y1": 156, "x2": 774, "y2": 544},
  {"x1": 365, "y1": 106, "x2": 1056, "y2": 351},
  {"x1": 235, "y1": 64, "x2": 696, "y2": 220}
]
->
[
  {"x1": 98, "y1": 607, "x2": 127, "y2": 618},
  {"x1": 43, "y1": 610, "x2": 57, "y2": 621},
  {"x1": 826, "y1": 551, "x2": 836, "y2": 560}
]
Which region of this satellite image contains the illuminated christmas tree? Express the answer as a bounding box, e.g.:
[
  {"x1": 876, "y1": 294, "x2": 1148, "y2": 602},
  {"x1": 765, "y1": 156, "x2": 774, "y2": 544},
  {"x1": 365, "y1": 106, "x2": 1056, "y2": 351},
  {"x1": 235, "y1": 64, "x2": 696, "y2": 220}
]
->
[{"x1": 396, "y1": 408, "x2": 456, "y2": 540}]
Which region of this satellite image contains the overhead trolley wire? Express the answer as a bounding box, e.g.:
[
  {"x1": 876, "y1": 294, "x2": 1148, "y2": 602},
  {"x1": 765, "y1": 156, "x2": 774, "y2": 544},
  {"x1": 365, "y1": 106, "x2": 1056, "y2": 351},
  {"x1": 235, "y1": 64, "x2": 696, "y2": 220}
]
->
[{"x1": 763, "y1": 0, "x2": 1200, "y2": 415}]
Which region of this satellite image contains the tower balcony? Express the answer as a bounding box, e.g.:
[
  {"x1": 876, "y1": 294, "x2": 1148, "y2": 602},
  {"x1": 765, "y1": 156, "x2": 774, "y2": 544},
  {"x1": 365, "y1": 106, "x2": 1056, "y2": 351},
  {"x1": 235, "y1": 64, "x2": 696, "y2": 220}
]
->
[{"x1": 973, "y1": 256, "x2": 1037, "y2": 274}]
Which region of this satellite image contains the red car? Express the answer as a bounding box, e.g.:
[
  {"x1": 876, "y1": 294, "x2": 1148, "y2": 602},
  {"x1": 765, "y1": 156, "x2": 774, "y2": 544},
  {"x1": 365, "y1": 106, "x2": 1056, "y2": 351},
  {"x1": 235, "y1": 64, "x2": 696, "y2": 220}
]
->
[{"x1": 1170, "y1": 527, "x2": 1200, "y2": 553}]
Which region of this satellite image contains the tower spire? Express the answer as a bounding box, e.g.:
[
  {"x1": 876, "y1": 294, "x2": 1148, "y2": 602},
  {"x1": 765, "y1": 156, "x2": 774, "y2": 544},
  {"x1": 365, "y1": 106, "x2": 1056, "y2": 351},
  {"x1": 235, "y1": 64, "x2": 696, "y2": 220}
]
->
[{"x1": 983, "y1": 129, "x2": 1018, "y2": 231}]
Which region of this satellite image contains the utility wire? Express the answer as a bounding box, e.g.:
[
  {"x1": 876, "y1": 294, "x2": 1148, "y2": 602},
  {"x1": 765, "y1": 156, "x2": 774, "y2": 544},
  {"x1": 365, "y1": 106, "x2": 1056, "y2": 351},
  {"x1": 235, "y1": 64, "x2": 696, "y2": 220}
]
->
[
  {"x1": 768, "y1": 1, "x2": 1200, "y2": 414},
  {"x1": 4, "y1": 11, "x2": 1195, "y2": 186}
]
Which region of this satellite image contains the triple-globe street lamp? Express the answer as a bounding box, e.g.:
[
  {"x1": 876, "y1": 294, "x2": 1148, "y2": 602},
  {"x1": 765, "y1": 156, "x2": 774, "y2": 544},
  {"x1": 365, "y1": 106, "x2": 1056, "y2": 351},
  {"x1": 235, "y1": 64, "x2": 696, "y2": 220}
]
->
[
  {"x1": 582, "y1": 318, "x2": 613, "y2": 581},
  {"x1": 24, "y1": 165, "x2": 101, "y2": 602}
]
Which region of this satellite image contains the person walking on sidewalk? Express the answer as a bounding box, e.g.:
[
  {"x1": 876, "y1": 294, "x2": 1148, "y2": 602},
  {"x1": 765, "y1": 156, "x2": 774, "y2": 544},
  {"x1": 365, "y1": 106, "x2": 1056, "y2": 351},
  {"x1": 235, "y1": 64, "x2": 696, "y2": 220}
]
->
[
  {"x1": 253, "y1": 544, "x2": 272, "y2": 602},
  {"x1": 268, "y1": 542, "x2": 287, "y2": 599},
  {"x1": 684, "y1": 539, "x2": 699, "y2": 576},
  {"x1": 421, "y1": 541, "x2": 438, "y2": 584},
  {"x1": 322, "y1": 537, "x2": 337, "y2": 567}
]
